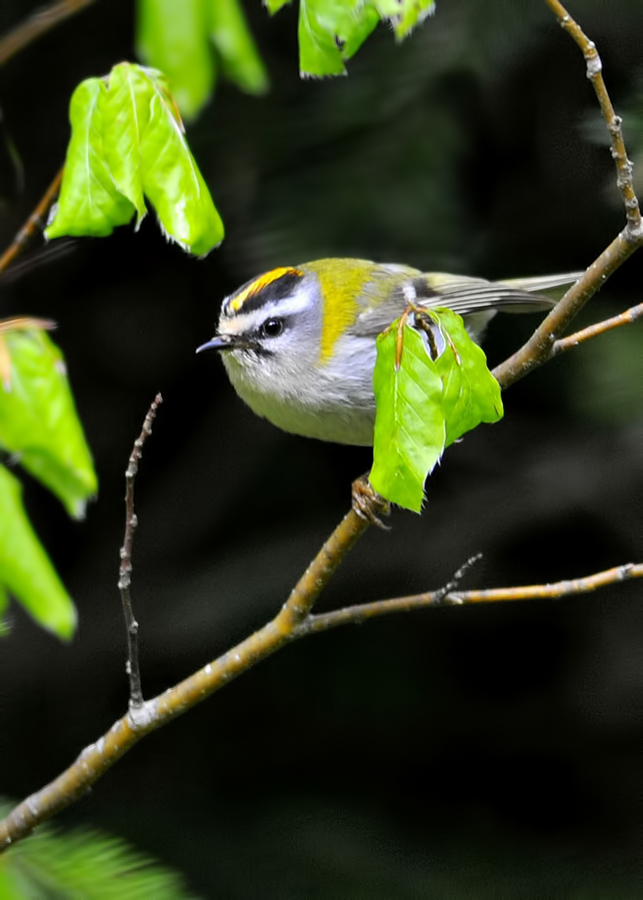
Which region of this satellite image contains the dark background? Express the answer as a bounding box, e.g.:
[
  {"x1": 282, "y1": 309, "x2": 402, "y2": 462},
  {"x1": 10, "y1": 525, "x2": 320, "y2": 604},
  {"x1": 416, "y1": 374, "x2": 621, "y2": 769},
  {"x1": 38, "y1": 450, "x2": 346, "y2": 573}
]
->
[{"x1": 1, "y1": 0, "x2": 643, "y2": 896}]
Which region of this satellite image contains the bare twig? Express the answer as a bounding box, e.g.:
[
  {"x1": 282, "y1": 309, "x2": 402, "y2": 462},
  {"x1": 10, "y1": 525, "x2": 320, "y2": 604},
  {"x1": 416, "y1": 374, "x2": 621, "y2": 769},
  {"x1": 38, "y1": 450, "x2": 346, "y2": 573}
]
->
[
  {"x1": 303, "y1": 562, "x2": 643, "y2": 635},
  {"x1": 544, "y1": 0, "x2": 640, "y2": 232},
  {"x1": 0, "y1": 167, "x2": 64, "y2": 275},
  {"x1": 118, "y1": 395, "x2": 163, "y2": 710},
  {"x1": 494, "y1": 0, "x2": 643, "y2": 390},
  {"x1": 0, "y1": 0, "x2": 96, "y2": 67},
  {"x1": 553, "y1": 301, "x2": 643, "y2": 354}
]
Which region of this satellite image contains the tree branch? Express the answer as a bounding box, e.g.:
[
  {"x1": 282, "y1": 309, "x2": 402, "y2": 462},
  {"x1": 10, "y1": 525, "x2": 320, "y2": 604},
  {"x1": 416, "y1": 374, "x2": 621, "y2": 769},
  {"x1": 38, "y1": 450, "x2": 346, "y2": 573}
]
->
[
  {"x1": 493, "y1": 0, "x2": 643, "y2": 390},
  {"x1": 0, "y1": 167, "x2": 64, "y2": 275},
  {"x1": 0, "y1": 0, "x2": 96, "y2": 67},
  {"x1": 303, "y1": 562, "x2": 643, "y2": 635},
  {"x1": 553, "y1": 301, "x2": 643, "y2": 354}
]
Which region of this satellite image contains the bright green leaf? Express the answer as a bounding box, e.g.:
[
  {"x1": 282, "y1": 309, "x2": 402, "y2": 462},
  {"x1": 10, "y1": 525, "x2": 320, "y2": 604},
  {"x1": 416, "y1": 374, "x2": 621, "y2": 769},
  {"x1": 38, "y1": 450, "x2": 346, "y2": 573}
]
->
[
  {"x1": 264, "y1": 0, "x2": 291, "y2": 13},
  {"x1": 298, "y1": 0, "x2": 379, "y2": 77},
  {"x1": 45, "y1": 79, "x2": 136, "y2": 240},
  {"x1": 0, "y1": 329, "x2": 97, "y2": 518},
  {"x1": 0, "y1": 465, "x2": 76, "y2": 639},
  {"x1": 370, "y1": 322, "x2": 446, "y2": 512},
  {"x1": 371, "y1": 0, "x2": 435, "y2": 38},
  {"x1": 136, "y1": 0, "x2": 215, "y2": 120},
  {"x1": 135, "y1": 67, "x2": 225, "y2": 254},
  {"x1": 101, "y1": 64, "x2": 149, "y2": 225},
  {"x1": 429, "y1": 308, "x2": 504, "y2": 446},
  {"x1": 208, "y1": 0, "x2": 270, "y2": 94}
]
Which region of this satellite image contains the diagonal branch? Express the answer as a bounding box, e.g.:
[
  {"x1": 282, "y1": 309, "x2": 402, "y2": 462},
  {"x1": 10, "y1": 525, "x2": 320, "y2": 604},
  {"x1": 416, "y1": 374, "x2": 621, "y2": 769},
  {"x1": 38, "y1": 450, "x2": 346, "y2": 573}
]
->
[
  {"x1": 0, "y1": 0, "x2": 96, "y2": 67},
  {"x1": 0, "y1": 167, "x2": 64, "y2": 275}
]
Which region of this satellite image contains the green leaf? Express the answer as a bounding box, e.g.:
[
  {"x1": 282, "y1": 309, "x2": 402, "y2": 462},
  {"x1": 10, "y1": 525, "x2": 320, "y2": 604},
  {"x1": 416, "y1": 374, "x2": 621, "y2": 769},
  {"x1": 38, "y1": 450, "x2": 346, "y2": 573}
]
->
[
  {"x1": 208, "y1": 0, "x2": 270, "y2": 94},
  {"x1": 298, "y1": 0, "x2": 379, "y2": 77},
  {"x1": 135, "y1": 67, "x2": 225, "y2": 254},
  {"x1": 371, "y1": 0, "x2": 435, "y2": 38},
  {"x1": 0, "y1": 329, "x2": 97, "y2": 518},
  {"x1": 370, "y1": 311, "x2": 504, "y2": 513},
  {"x1": 429, "y1": 308, "x2": 504, "y2": 446},
  {"x1": 0, "y1": 801, "x2": 200, "y2": 898},
  {"x1": 45, "y1": 79, "x2": 136, "y2": 241},
  {"x1": 0, "y1": 465, "x2": 76, "y2": 639},
  {"x1": 136, "y1": 0, "x2": 215, "y2": 120},
  {"x1": 370, "y1": 321, "x2": 446, "y2": 512},
  {"x1": 264, "y1": 0, "x2": 291, "y2": 13},
  {"x1": 101, "y1": 64, "x2": 149, "y2": 225}
]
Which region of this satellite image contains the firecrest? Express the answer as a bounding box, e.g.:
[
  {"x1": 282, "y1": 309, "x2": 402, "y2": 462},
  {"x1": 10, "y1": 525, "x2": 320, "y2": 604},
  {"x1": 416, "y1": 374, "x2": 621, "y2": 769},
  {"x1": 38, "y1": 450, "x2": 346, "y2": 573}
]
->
[{"x1": 197, "y1": 259, "x2": 579, "y2": 446}]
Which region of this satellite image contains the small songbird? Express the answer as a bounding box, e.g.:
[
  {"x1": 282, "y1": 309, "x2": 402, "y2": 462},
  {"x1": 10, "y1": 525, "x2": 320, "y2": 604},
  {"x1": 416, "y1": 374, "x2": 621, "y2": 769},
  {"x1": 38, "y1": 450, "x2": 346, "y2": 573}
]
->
[{"x1": 198, "y1": 259, "x2": 579, "y2": 446}]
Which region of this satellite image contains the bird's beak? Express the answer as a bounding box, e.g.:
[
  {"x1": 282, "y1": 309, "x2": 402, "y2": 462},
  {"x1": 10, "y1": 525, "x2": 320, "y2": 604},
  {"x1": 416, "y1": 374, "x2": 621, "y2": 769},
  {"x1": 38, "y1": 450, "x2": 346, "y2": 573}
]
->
[{"x1": 196, "y1": 334, "x2": 239, "y2": 353}]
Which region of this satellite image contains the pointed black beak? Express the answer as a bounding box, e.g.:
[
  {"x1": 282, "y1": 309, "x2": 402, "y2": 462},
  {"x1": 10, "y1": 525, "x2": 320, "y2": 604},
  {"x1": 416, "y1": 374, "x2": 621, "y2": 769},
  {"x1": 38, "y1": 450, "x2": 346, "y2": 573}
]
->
[{"x1": 196, "y1": 334, "x2": 238, "y2": 354}]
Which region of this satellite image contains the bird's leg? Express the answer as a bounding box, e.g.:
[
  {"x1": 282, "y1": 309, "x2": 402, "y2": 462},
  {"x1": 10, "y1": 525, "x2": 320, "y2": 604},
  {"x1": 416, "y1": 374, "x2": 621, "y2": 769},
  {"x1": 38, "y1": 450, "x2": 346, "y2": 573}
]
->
[{"x1": 351, "y1": 474, "x2": 390, "y2": 530}]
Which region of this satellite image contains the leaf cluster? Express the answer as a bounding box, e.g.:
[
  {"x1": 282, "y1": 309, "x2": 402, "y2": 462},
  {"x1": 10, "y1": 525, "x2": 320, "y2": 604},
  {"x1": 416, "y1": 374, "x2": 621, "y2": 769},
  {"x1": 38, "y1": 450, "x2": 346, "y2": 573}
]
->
[
  {"x1": 267, "y1": 0, "x2": 436, "y2": 77},
  {"x1": 46, "y1": 64, "x2": 224, "y2": 255},
  {"x1": 0, "y1": 325, "x2": 97, "y2": 639},
  {"x1": 370, "y1": 309, "x2": 503, "y2": 512}
]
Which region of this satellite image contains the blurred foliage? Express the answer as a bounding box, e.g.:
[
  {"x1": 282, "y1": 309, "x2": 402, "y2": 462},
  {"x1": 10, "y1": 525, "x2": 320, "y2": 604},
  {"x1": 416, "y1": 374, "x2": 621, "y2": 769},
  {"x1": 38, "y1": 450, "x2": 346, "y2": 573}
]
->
[
  {"x1": 136, "y1": 0, "x2": 435, "y2": 117},
  {"x1": 0, "y1": 800, "x2": 199, "y2": 899},
  {"x1": 0, "y1": 325, "x2": 96, "y2": 638},
  {"x1": 136, "y1": 0, "x2": 269, "y2": 118},
  {"x1": 0, "y1": 465, "x2": 76, "y2": 638}
]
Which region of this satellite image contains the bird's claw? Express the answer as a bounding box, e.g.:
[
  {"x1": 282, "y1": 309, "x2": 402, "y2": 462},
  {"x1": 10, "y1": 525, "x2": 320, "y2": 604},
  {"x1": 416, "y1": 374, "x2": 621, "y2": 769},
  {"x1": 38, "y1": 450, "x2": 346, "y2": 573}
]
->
[{"x1": 351, "y1": 475, "x2": 390, "y2": 529}]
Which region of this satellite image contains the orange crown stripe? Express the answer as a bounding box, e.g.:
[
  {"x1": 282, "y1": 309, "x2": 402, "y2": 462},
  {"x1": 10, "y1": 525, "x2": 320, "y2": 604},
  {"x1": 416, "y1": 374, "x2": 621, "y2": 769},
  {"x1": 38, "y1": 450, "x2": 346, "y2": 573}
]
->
[{"x1": 229, "y1": 267, "x2": 303, "y2": 313}]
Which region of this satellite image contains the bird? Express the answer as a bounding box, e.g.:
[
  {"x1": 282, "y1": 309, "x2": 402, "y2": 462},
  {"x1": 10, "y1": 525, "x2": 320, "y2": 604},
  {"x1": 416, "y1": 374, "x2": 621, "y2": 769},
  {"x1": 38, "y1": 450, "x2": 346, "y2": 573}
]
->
[{"x1": 197, "y1": 258, "x2": 579, "y2": 446}]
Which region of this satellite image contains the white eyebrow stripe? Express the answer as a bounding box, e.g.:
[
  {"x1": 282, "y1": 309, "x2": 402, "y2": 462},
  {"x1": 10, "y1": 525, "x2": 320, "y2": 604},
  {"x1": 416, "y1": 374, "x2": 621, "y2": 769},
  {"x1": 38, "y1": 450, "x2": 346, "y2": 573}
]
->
[
  {"x1": 222, "y1": 285, "x2": 314, "y2": 322},
  {"x1": 261, "y1": 289, "x2": 314, "y2": 318},
  {"x1": 219, "y1": 290, "x2": 314, "y2": 334}
]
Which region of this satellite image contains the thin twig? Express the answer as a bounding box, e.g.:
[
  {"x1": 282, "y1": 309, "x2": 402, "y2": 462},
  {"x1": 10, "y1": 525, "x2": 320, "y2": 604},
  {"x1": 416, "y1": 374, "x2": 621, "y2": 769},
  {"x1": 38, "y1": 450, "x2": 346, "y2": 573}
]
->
[
  {"x1": 544, "y1": 0, "x2": 641, "y2": 234},
  {"x1": 553, "y1": 301, "x2": 643, "y2": 354},
  {"x1": 0, "y1": 167, "x2": 64, "y2": 275},
  {"x1": 494, "y1": 0, "x2": 643, "y2": 390},
  {"x1": 303, "y1": 562, "x2": 643, "y2": 635},
  {"x1": 0, "y1": 0, "x2": 96, "y2": 67},
  {"x1": 118, "y1": 395, "x2": 163, "y2": 710}
]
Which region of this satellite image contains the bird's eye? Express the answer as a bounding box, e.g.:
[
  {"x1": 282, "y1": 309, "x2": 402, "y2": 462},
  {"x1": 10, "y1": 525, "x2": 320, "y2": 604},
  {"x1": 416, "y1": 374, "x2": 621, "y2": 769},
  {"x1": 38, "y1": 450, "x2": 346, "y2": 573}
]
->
[{"x1": 261, "y1": 318, "x2": 284, "y2": 338}]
